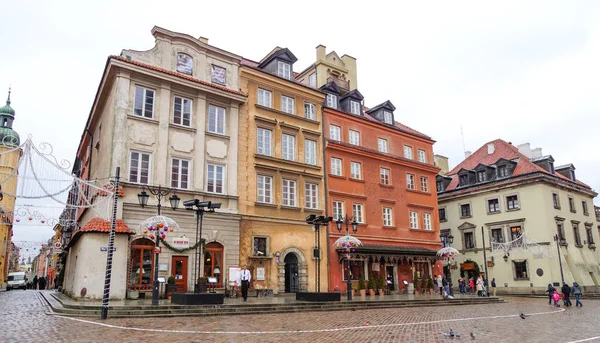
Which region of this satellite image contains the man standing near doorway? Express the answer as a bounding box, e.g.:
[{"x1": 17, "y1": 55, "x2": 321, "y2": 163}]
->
[{"x1": 239, "y1": 265, "x2": 251, "y2": 303}]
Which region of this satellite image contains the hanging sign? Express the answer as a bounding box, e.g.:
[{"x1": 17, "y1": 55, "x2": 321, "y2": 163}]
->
[{"x1": 171, "y1": 237, "x2": 190, "y2": 249}]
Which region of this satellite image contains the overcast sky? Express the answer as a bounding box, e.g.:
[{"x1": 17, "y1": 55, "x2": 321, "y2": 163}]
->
[{"x1": 2, "y1": 1, "x2": 599, "y2": 248}]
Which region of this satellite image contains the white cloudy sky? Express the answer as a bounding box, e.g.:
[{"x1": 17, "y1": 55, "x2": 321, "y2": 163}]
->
[{"x1": 1, "y1": 1, "x2": 599, "y2": 248}]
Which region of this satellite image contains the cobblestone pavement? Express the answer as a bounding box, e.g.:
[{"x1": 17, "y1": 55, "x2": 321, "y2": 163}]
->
[{"x1": 1, "y1": 290, "x2": 599, "y2": 343}]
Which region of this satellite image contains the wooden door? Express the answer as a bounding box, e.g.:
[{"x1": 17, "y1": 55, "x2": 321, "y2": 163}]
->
[{"x1": 171, "y1": 256, "x2": 188, "y2": 292}]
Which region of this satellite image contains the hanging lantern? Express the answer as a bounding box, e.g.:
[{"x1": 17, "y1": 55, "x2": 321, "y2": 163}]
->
[
  {"x1": 28, "y1": 217, "x2": 33, "y2": 221},
  {"x1": 169, "y1": 228, "x2": 174, "y2": 232},
  {"x1": 15, "y1": 219, "x2": 20, "y2": 222},
  {"x1": 143, "y1": 229, "x2": 148, "y2": 234},
  {"x1": 161, "y1": 233, "x2": 166, "y2": 239},
  {"x1": 1, "y1": 215, "x2": 5, "y2": 219},
  {"x1": 149, "y1": 234, "x2": 155, "y2": 239},
  {"x1": 158, "y1": 223, "x2": 164, "y2": 229},
  {"x1": 41, "y1": 220, "x2": 45, "y2": 224},
  {"x1": 163, "y1": 226, "x2": 168, "y2": 232}
]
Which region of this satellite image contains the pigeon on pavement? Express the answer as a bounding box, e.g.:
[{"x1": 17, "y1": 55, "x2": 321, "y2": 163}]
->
[
  {"x1": 470, "y1": 332, "x2": 476, "y2": 340},
  {"x1": 520, "y1": 313, "x2": 526, "y2": 319}
]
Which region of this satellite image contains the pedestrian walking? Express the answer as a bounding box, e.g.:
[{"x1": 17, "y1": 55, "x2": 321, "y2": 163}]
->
[
  {"x1": 552, "y1": 290, "x2": 561, "y2": 307},
  {"x1": 491, "y1": 278, "x2": 497, "y2": 296},
  {"x1": 561, "y1": 283, "x2": 572, "y2": 307},
  {"x1": 238, "y1": 265, "x2": 251, "y2": 303},
  {"x1": 546, "y1": 284, "x2": 555, "y2": 305},
  {"x1": 442, "y1": 276, "x2": 449, "y2": 295},
  {"x1": 437, "y1": 275, "x2": 443, "y2": 295},
  {"x1": 469, "y1": 277, "x2": 475, "y2": 294},
  {"x1": 476, "y1": 276, "x2": 484, "y2": 297},
  {"x1": 38, "y1": 276, "x2": 46, "y2": 290},
  {"x1": 572, "y1": 282, "x2": 583, "y2": 307},
  {"x1": 32, "y1": 275, "x2": 38, "y2": 290},
  {"x1": 458, "y1": 278, "x2": 464, "y2": 294},
  {"x1": 433, "y1": 275, "x2": 438, "y2": 295}
]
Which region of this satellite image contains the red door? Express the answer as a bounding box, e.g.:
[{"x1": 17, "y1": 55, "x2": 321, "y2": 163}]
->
[{"x1": 171, "y1": 256, "x2": 188, "y2": 292}]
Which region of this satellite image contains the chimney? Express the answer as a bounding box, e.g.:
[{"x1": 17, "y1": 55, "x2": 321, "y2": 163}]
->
[
  {"x1": 434, "y1": 155, "x2": 450, "y2": 175},
  {"x1": 316, "y1": 44, "x2": 326, "y2": 61},
  {"x1": 487, "y1": 143, "x2": 495, "y2": 155},
  {"x1": 531, "y1": 148, "x2": 543, "y2": 159},
  {"x1": 198, "y1": 36, "x2": 209, "y2": 44},
  {"x1": 517, "y1": 143, "x2": 532, "y2": 158},
  {"x1": 465, "y1": 151, "x2": 472, "y2": 159}
]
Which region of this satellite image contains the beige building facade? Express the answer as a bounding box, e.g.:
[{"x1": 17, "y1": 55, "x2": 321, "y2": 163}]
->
[{"x1": 296, "y1": 45, "x2": 358, "y2": 91}]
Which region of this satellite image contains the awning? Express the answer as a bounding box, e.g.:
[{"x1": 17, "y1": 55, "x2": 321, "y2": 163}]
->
[
  {"x1": 336, "y1": 244, "x2": 439, "y2": 264},
  {"x1": 352, "y1": 244, "x2": 438, "y2": 256}
]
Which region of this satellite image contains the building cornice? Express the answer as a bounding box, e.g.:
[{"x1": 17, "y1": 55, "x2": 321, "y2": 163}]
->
[{"x1": 241, "y1": 66, "x2": 325, "y2": 100}]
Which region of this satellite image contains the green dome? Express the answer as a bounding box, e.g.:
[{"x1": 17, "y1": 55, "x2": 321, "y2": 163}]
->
[
  {"x1": 0, "y1": 98, "x2": 14, "y2": 116},
  {"x1": 0, "y1": 126, "x2": 20, "y2": 147}
]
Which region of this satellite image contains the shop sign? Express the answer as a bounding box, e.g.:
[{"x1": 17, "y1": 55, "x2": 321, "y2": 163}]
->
[{"x1": 172, "y1": 237, "x2": 189, "y2": 249}]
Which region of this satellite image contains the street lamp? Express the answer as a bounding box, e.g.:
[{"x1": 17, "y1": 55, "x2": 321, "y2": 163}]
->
[
  {"x1": 184, "y1": 199, "x2": 221, "y2": 293},
  {"x1": 439, "y1": 233, "x2": 454, "y2": 296},
  {"x1": 553, "y1": 234, "x2": 565, "y2": 284},
  {"x1": 137, "y1": 185, "x2": 180, "y2": 306},
  {"x1": 305, "y1": 215, "x2": 332, "y2": 293},
  {"x1": 336, "y1": 215, "x2": 358, "y2": 300}
]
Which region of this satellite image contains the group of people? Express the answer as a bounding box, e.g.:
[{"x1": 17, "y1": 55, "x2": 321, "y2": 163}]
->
[
  {"x1": 456, "y1": 276, "x2": 496, "y2": 296},
  {"x1": 546, "y1": 282, "x2": 583, "y2": 307},
  {"x1": 433, "y1": 274, "x2": 450, "y2": 296},
  {"x1": 27, "y1": 275, "x2": 53, "y2": 290}
]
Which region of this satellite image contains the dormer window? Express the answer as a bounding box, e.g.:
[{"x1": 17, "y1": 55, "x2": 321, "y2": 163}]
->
[
  {"x1": 570, "y1": 169, "x2": 576, "y2": 180},
  {"x1": 277, "y1": 61, "x2": 291, "y2": 80},
  {"x1": 459, "y1": 174, "x2": 469, "y2": 186},
  {"x1": 477, "y1": 170, "x2": 486, "y2": 182},
  {"x1": 326, "y1": 94, "x2": 338, "y2": 109},
  {"x1": 498, "y1": 165, "x2": 508, "y2": 178},
  {"x1": 350, "y1": 101, "x2": 361, "y2": 115},
  {"x1": 383, "y1": 111, "x2": 393, "y2": 124},
  {"x1": 176, "y1": 53, "x2": 193, "y2": 75}
]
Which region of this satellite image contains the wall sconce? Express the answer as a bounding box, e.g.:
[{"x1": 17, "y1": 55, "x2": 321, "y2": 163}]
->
[
  {"x1": 503, "y1": 253, "x2": 509, "y2": 262},
  {"x1": 275, "y1": 251, "x2": 281, "y2": 263}
]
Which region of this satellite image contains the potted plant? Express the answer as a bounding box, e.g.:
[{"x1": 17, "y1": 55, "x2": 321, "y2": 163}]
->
[
  {"x1": 351, "y1": 283, "x2": 357, "y2": 297},
  {"x1": 358, "y1": 278, "x2": 367, "y2": 297},
  {"x1": 377, "y1": 274, "x2": 386, "y2": 295},
  {"x1": 368, "y1": 275, "x2": 377, "y2": 296},
  {"x1": 166, "y1": 276, "x2": 178, "y2": 299},
  {"x1": 195, "y1": 276, "x2": 208, "y2": 293},
  {"x1": 427, "y1": 276, "x2": 434, "y2": 295}
]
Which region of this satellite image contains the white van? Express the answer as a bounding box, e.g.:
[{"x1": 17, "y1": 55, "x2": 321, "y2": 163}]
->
[{"x1": 7, "y1": 272, "x2": 27, "y2": 290}]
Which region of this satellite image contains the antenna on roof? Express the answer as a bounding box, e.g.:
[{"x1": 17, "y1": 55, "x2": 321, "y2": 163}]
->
[{"x1": 461, "y1": 126, "x2": 466, "y2": 154}]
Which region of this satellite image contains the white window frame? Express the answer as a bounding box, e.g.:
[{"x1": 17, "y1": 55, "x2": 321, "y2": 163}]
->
[
  {"x1": 256, "y1": 175, "x2": 273, "y2": 204},
  {"x1": 326, "y1": 94, "x2": 337, "y2": 109},
  {"x1": 350, "y1": 162, "x2": 362, "y2": 179},
  {"x1": 129, "y1": 151, "x2": 151, "y2": 184},
  {"x1": 208, "y1": 105, "x2": 225, "y2": 135},
  {"x1": 309, "y1": 73, "x2": 317, "y2": 87},
  {"x1": 350, "y1": 101, "x2": 361, "y2": 115},
  {"x1": 349, "y1": 130, "x2": 360, "y2": 145},
  {"x1": 418, "y1": 149, "x2": 426, "y2": 163},
  {"x1": 282, "y1": 179, "x2": 297, "y2": 207},
  {"x1": 256, "y1": 128, "x2": 272, "y2": 156},
  {"x1": 333, "y1": 201, "x2": 344, "y2": 221},
  {"x1": 383, "y1": 111, "x2": 393, "y2": 124},
  {"x1": 304, "y1": 139, "x2": 317, "y2": 165},
  {"x1": 380, "y1": 168, "x2": 390, "y2": 185},
  {"x1": 304, "y1": 102, "x2": 316, "y2": 120},
  {"x1": 258, "y1": 88, "x2": 272, "y2": 108},
  {"x1": 282, "y1": 134, "x2": 295, "y2": 161},
  {"x1": 331, "y1": 158, "x2": 342, "y2": 176},
  {"x1": 353, "y1": 204, "x2": 364, "y2": 223},
  {"x1": 133, "y1": 86, "x2": 154, "y2": 118},
  {"x1": 329, "y1": 125, "x2": 341, "y2": 141},
  {"x1": 424, "y1": 213, "x2": 432, "y2": 230},
  {"x1": 420, "y1": 176, "x2": 429, "y2": 192},
  {"x1": 305, "y1": 183, "x2": 318, "y2": 209},
  {"x1": 409, "y1": 211, "x2": 418, "y2": 229},
  {"x1": 406, "y1": 174, "x2": 415, "y2": 190},
  {"x1": 404, "y1": 145, "x2": 413, "y2": 159},
  {"x1": 281, "y1": 96, "x2": 295, "y2": 114},
  {"x1": 170, "y1": 158, "x2": 190, "y2": 189},
  {"x1": 173, "y1": 96, "x2": 192, "y2": 127},
  {"x1": 206, "y1": 163, "x2": 225, "y2": 194},
  {"x1": 378, "y1": 138, "x2": 388, "y2": 153},
  {"x1": 383, "y1": 207, "x2": 393, "y2": 227},
  {"x1": 277, "y1": 61, "x2": 291, "y2": 80}
]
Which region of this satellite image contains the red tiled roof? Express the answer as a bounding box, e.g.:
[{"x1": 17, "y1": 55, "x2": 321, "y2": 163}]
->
[
  {"x1": 362, "y1": 110, "x2": 432, "y2": 141},
  {"x1": 241, "y1": 58, "x2": 259, "y2": 68},
  {"x1": 79, "y1": 217, "x2": 133, "y2": 234},
  {"x1": 111, "y1": 56, "x2": 246, "y2": 97}
]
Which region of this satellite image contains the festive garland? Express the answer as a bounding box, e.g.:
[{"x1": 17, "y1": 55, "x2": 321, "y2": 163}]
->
[{"x1": 159, "y1": 237, "x2": 206, "y2": 253}]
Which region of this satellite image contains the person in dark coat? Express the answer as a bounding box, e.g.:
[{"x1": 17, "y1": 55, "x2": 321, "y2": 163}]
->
[
  {"x1": 33, "y1": 275, "x2": 38, "y2": 290},
  {"x1": 561, "y1": 283, "x2": 572, "y2": 307},
  {"x1": 572, "y1": 282, "x2": 583, "y2": 307},
  {"x1": 546, "y1": 284, "x2": 555, "y2": 305},
  {"x1": 38, "y1": 276, "x2": 46, "y2": 290}
]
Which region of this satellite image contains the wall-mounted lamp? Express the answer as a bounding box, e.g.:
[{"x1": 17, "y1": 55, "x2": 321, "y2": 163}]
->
[
  {"x1": 275, "y1": 251, "x2": 281, "y2": 263},
  {"x1": 503, "y1": 253, "x2": 509, "y2": 262}
]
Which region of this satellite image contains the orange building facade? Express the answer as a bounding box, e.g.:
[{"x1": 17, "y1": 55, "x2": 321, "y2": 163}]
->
[{"x1": 323, "y1": 96, "x2": 442, "y2": 293}]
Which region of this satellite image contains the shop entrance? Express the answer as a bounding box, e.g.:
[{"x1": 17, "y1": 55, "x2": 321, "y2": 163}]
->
[
  {"x1": 284, "y1": 253, "x2": 299, "y2": 293},
  {"x1": 171, "y1": 256, "x2": 188, "y2": 292}
]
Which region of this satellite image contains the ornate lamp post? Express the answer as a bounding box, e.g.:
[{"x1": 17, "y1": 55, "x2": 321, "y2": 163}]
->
[
  {"x1": 335, "y1": 215, "x2": 359, "y2": 301},
  {"x1": 438, "y1": 233, "x2": 455, "y2": 296},
  {"x1": 183, "y1": 199, "x2": 221, "y2": 293},
  {"x1": 137, "y1": 185, "x2": 180, "y2": 306}
]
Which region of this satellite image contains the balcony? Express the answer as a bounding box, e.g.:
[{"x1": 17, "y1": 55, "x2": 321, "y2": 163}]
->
[{"x1": 327, "y1": 75, "x2": 349, "y2": 90}]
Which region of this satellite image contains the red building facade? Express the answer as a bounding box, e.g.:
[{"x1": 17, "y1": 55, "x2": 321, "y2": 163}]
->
[{"x1": 321, "y1": 84, "x2": 442, "y2": 293}]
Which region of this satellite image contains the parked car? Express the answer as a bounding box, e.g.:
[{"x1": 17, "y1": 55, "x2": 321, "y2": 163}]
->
[{"x1": 7, "y1": 272, "x2": 27, "y2": 290}]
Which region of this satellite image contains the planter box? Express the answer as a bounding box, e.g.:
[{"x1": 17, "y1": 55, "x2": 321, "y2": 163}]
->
[
  {"x1": 296, "y1": 292, "x2": 341, "y2": 302},
  {"x1": 171, "y1": 293, "x2": 225, "y2": 305}
]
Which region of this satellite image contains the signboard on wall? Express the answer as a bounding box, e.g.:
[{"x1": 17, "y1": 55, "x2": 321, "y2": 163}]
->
[
  {"x1": 256, "y1": 267, "x2": 265, "y2": 281},
  {"x1": 228, "y1": 267, "x2": 241, "y2": 286},
  {"x1": 172, "y1": 237, "x2": 190, "y2": 249}
]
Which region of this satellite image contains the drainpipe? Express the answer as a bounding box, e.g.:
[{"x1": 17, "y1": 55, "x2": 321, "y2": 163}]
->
[
  {"x1": 320, "y1": 105, "x2": 331, "y2": 291},
  {"x1": 84, "y1": 129, "x2": 94, "y2": 182}
]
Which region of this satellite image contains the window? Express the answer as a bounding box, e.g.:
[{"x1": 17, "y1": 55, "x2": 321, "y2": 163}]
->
[
  {"x1": 206, "y1": 164, "x2": 224, "y2": 194},
  {"x1": 256, "y1": 128, "x2": 272, "y2": 156},
  {"x1": 304, "y1": 102, "x2": 316, "y2": 120},
  {"x1": 383, "y1": 111, "x2": 393, "y2": 124},
  {"x1": 349, "y1": 130, "x2": 360, "y2": 145},
  {"x1": 506, "y1": 195, "x2": 520, "y2": 210},
  {"x1": 586, "y1": 225, "x2": 594, "y2": 245},
  {"x1": 383, "y1": 208, "x2": 393, "y2": 227},
  {"x1": 170, "y1": 158, "x2": 190, "y2": 189},
  {"x1": 329, "y1": 125, "x2": 341, "y2": 141},
  {"x1": 253, "y1": 237, "x2": 267, "y2": 256},
  {"x1": 333, "y1": 201, "x2": 344, "y2": 221},
  {"x1": 513, "y1": 261, "x2": 528, "y2": 279},
  {"x1": 309, "y1": 73, "x2": 317, "y2": 88},
  {"x1": 477, "y1": 170, "x2": 486, "y2": 182},
  {"x1": 557, "y1": 222, "x2": 566, "y2": 243},
  {"x1": 326, "y1": 94, "x2": 337, "y2": 109},
  {"x1": 208, "y1": 105, "x2": 225, "y2": 135},
  {"x1": 573, "y1": 223, "x2": 582, "y2": 246},
  {"x1": 281, "y1": 96, "x2": 295, "y2": 114},
  {"x1": 488, "y1": 199, "x2": 500, "y2": 213},
  {"x1": 553, "y1": 193, "x2": 561, "y2": 209},
  {"x1": 437, "y1": 181, "x2": 444, "y2": 192},
  {"x1": 498, "y1": 165, "x2": 508, "y2": 178},
  {"x1": 343, "y1": 260, "x2": 365, "y2": 281},
  {"x1": 460, "y1": 204, "x2": 471, "y2": 217},
  {"x1": 418, "y1": 149, "x2": 426, "y2": 163},
  {"x1": 406, "y1": 174, "x2": 415, "y2": 190},
  {"x1": 277, "y1": 61, "x2": 291, "y2": 79},
  {"x1": 380, "y1": 168, "x2": 390, "y2": 185},
  {"x1": 378, "y1": 138, "x2": 388, "y2": 153},
  {"x1": 464, "y1": 232, "x2": 475, "y2": 249},
  {"x1": 282, "y1": 179, "x2": 297, "y2": 207},
  {"x1": 409, "y1": 211, "x2": 418, "y2": 229},
  {"x1": 211, "y1": 65, "x2": 226, "y2": 84},
  {"x1": 420, "y1": 177, "x2": 429, "y2": 192},
  {"x1": 350, "y1": 162, "x2": 361, "y2": 179},
  {"x1": 510, "y1": 226, "x2": 522, "y2": 241},
  {"x1": 129, "y1": 151, "x2": 150, "y2": 184},
  {"x1": 282, "y1": 134, "x2": 295, "y2": 161},
  {"x1": 304, "y1": 140, "x2": 317, "y2": 165},
  {"x1": 258, "y1": 88, "x2": 272, "y2": 107},
  {"x1": 331, "y1": 158, "x2": 342, "y2": 176},
  {"x1": 176, "y1": 53, "x2": 193, "y2": 75},
  {"x1": 350, "y1": 101, "x2": 361, "y2": 115},
  {"x1": 305, "y1": 183, "x2": 318, "y2": 209},
  {"x1": 583, "y1": 201, "x2": 589, "y2": 216},
  {"x1": 133, "y1": 86, "x2": 154, "y2": 118},
  {"x1": 491, "y1": 228, "x2": 503, "y2": 243},
  {"x1": 404, "y1": 145, "x2": 413, "y2": 159},
  {"x1": 353, "y1": 204, "x2": 364, "y2": 223},
  {"x1": 424, "y1": 213, "x2": 432, "y2": 230},
  {"x1": 256, "y1": 175, "x2": 273, "y2": 203},
  {"x1": 569, "y1": 197, "x2": 576, "y2": 212},
  {"x1": 173, "y1": 97, "x2": 192, "y2": 127},
  {"x1": 438, "y1": 208, "x2": 446, "y2": 221},
  {"x1": 459, "y1": 174, "x2": 469, "y2": 186}
]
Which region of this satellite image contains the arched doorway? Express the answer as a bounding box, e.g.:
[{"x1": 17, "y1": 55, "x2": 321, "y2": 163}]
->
[
  {"x1": 284, "y1": 253, "x2": 299, "y2": 293},
  {"x1": 129, "y1": 237, "x2": 155, "y2": 292},
  {"x1": 204, "y1": 242, "x2": 224, "y2": 287}
]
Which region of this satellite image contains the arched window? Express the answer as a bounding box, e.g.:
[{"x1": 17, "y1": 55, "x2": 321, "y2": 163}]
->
[{"x1": 204, "y1": 241, "x2": 224, "y2": 287}]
